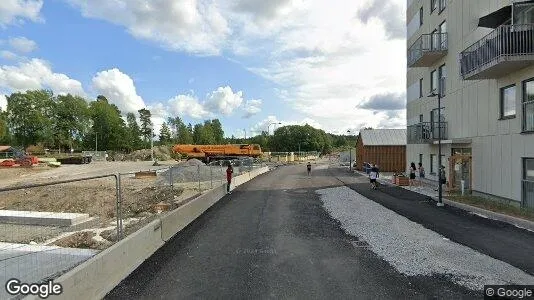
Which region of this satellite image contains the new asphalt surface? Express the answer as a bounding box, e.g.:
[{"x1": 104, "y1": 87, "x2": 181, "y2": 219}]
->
[
  {"x1": 332, "y1": 167, "x2": 534, "y2": 276},
  {"x1": 106, "y1": 164, "x2": 488, "y2": 299}
]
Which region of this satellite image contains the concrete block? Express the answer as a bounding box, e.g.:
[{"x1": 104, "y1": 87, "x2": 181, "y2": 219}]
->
[
  {"x1": 26, "y1": 219, "x2": 165, "y2": 300},
  {"x1": 0, "y1": 210, "x2": 90, "y2": 227}
]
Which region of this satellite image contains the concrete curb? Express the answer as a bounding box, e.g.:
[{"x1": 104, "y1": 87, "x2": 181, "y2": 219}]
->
[
  {"x1": 354, "y1": 170, "x2": 534, "y2": 233},
  {"x1": 24, "y1": 166, "x2": 270, "y2": 300}
]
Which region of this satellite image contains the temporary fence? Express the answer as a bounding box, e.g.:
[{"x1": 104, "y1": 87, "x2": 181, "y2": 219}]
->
[{"x1": 0, "y1": 160, "x2": 266, "y2": 298}]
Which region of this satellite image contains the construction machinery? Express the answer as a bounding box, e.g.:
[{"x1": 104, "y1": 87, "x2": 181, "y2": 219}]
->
[
  {"x1": 172, "y1": 144, "x2": 262, "y2": 163},
  {"x1": 0, "y1": 146, "x2": 39, "y2": 167}
]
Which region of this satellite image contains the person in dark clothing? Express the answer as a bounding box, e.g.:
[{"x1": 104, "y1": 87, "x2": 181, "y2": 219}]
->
[
  {"x1": 307, "y1": 162, "x2": 312, "y2": 176},
  {"x1": 226, "y1": 162, "x2": 233, "y2": 194}
]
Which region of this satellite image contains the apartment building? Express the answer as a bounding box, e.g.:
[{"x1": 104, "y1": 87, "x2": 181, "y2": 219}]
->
[{"x1": 405, "y1": 0, "x2": 534, "y2": 208}]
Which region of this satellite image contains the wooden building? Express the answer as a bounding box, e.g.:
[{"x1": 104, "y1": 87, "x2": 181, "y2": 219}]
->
[{"x1": 356, "y1": 129, "x2": 406, "y2": 172}]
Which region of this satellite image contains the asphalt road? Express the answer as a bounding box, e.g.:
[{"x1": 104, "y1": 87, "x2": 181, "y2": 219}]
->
[
  {"x1": 107, "y1": 164, "x2": 477, "y2": 299},
  {"x1": 331, "y1": 167, "x2": 534, "y2": 276}
]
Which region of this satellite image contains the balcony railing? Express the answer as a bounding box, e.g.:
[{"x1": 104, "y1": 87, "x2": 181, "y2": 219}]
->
[
  {"x1": 407, "y1": 122, "x2": 448, "y2": 144},
  {"x1": 460, "y1": 24, "x2": 534, "y2": 80},
  {"x1": 523, "y1": 100, "x2": 534, "y2": 132},
  {"x1": 408, "y1": 33, "x2": 448, "y2": 67}
]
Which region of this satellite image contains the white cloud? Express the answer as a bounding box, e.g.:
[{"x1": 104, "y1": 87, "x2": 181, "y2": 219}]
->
[
  {"x1": 242, "y1": 99, "x2": 262, "y2": 118},
  {"x1": 0, "y1": 58, "x2": 85, "y2": 96},
  {"x1": 167, "y1": 93, "x2": 211, "y2": 119},
  {"x1": 205, "y1": 86, "x2": 243, "y2": 115},
  {"x1": 0, "y1": 50, "x2": 18, "y2": 60},
  {"x1": 66, "y1": 0, "x2": 231, "y2": 55},
  {"x1": 0, "y1": 94, "x2": 7, "y2": 111},
  {"x1": 92, "y1": 68, "x2": 146, "y2": 114},
  {"x1": 9, "y1": 36, "x2": 37, "y2": 53},
  {"x1": 249, "y1": 115, "x2": 323, "y2": 136},
  {"x1": 0, "y1": 0, "x2": 43, "y2": 27},
  {"x1": 147, "y1": 102, "x2": 168, "y2": 136}
]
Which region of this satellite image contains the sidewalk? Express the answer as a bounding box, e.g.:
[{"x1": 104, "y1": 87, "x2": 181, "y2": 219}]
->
[{"x1": 354, "y1": 170, "x2": 534, "y2": 232}]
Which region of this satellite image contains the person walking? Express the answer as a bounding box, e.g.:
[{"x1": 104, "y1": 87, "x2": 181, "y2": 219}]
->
[
  {"x1": 369, "y1": 164, "x2": 379, "y2": 189},
  {"x1": 307, "y1": 162, "x2": 312, "y2": 176},
  {"x1": 418, "y1": 162, "x2": 425, "y2": 186},
  {"x1": 226, "y1": 162, "x2": 233, "y2": 194},
  {"x1": 409, "y1": 162, "x2": 417, "y2": 186}
]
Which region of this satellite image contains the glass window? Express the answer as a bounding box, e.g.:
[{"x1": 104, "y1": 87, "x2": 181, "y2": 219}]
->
[
  {"x1": 525, "y1": 158, "x2": 534, "y2": 181},
  {"x1": 514, "y1": 1, "x2": 534, "y2": 25},
  {"x1": 500, "y1": 85, "x2": 516, "y2": 119},
  {"x1": 419, "y1": 154, "x2": 423, "y2": 165},
  {"x1": 420, "y1": 7, "x2": 424, "y2": 25},
  {"x1": 431, "y1": 0, "x2": 437, "y2": 12},
  {"x1": 439, "y1": 0, "x2": 446, "y2": 12},
  {"x1": 419, "y1": 78, "x2": 423, "y2": 98},
  {"x1": 438, "y1": 64, "x2": 447, "y2": 95},
  {"x1": 522, "y1": 78, "x2": 534, "y2": 132},
  {"x1": 431, "y1": 70, "x2": 438, "y2": 93},
  {"x1": 419, "y1": 114, "x2": 424, "y2": 122}
]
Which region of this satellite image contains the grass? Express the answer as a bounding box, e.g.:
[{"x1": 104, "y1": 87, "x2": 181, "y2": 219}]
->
[{"x1": 447, "y1": 194, "x2": 534, "y2": 222}]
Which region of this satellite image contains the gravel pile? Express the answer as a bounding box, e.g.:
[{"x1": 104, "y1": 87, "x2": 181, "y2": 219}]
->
[{"x1": 317, "y1": 186, "x2": 534, "y2": 291}]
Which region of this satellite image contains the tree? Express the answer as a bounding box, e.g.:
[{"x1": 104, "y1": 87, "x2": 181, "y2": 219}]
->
[
  {"x1": 193, "y1": 123, "x2": 203, "y2": 144},
  {"x1": 53, "y1": 94, "x2": 90, "y2": 151},
  {"x1": 159, "y1": 122, "x2": 172, "y2": 144},
  {"x1": 177, "y1": 122, "x2": 193, "y2": 144},
  {"x1": 126, "y1": 112, "x2": 143, "y2": 150},
  {"x1": 0, "y1": 110, "x2": 10, "y2": 144},
  {"x1": 7, "y1": 90, "x2": 55, "y2": 148},
  {"x1": 138, "y1": 108, "x2": 153, "y2": 146},
  {"x1": 86, "y1": 95, "x2": 128, "y2": 151},
  {"x1": 201, "y1": 120, "x2": 216, "y2": 144},
  {"x1": 211, "y1": 119, "x2": 224, "y2": 144}
]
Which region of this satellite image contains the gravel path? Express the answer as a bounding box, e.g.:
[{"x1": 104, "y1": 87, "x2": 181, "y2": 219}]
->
[{"x1": 318, "y1": 186, "x2": 534, "y2": 291}]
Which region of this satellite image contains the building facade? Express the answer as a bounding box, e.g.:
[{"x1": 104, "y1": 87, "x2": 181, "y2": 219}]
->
[
  {"x1": 406, "y1": 0, "x2": 534, "y2": 207},
  {"x1": 356, "y1": 129, "x2": 407, "y2": 172}
]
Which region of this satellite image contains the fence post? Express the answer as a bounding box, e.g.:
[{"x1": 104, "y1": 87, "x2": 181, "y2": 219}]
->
[
  {"x1": 114, "y1": 174, "x2": 123, "y2": 241},
  {"x1": 210, "y1": 165, "x2": 213, "y2": 189},
  {"x1": 169, "y1": 166, "x2": 174, "y2": 192},
  {"x1": 197, "y1": 165, "x2": 201, "y2": 192}
]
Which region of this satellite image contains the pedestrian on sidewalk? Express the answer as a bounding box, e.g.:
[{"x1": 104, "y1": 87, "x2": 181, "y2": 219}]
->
[
  {"x1": 435, "y1": 165, "x2": 447, "y2": 192},
  {"x1": 226, "y1": 162, "x2": 233, "y2": 194},
  {"x1": 369, "y1": 164, "x2": 379, "y2": 189},
  {"x1": 409, "y1": 162, "x2": 417, "y2": 186},
  {"x1": 418, "y1": 162, "x2": 425, "y2": 187},
  {"x1": 307, "y1": 162, "x2": 312, "y2": 176}
]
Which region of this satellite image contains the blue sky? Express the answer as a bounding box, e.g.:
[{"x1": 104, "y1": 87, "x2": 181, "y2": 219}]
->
[{"x1": 0, "y1": 0, "x2": 407, "y2": 137}]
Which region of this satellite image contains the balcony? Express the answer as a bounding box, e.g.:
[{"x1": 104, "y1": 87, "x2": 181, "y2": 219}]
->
[
  {"x1": 460, "y1": 24, "x2": 534, "y2": 80},
  {"x1": 408, "y1": 33, "x2": 448, "y2": 67},
  {"x1": 407, "y1": 122, "x2": 448, "y2": 144}
]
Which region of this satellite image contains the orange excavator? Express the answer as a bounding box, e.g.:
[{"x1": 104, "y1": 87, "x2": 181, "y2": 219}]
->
[{"x1": 172, "y1": 144, "x2": 262, "y2": 163}]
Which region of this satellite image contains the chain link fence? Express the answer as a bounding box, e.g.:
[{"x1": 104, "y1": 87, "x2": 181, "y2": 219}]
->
[{"x1": 0, "y1": 158, "x2": 266, "y2": 298}]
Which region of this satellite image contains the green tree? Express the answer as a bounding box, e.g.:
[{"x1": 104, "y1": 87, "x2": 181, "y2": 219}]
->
[
  {"x1": 201, "y1": 120, "x2": 216, "y2": 144},
  {"x1": 53, "y1": 94, "x2": 90, "y2": 151},
  {"x1": 0, "y1": 110, "x2": 10, "y2": 144},
  {"x1": 159, "y1": 122, "x2": 172, "y2": 144},
  {"x1": 138, "y1": 108, "x2": 153, "y2": 146},
  {"x1": 126, "y1": 112, "x2": 143, "y2": 150},
  {"x1": 211, "y1": 119, "x2": 224, "y2": 144},
  {"x1": 177, "y1": 122, "x2": 193, "y2": 144},
  {"x1": 193, "y1": 123, "x2": 203, "y2": 144},
  {"x1": 7, "y1": 90, "x2": 55, "y2": 148},
  {"x1": 86, "y1": 95, "x2": 128, "y2": 151}
]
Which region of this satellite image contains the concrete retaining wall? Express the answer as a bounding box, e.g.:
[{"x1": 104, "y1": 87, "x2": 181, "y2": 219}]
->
[{"x1": 25, "y1": 166, "x2": 269, "y2": 300}]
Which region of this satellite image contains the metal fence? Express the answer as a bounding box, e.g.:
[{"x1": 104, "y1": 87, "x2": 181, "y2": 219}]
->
[
  {"x1": 0, "y1": 160, "x2": 265, "y2": 297},
  {"x1": 407, "y1": 32, "x2": 448, "y2": 67},
  {"x1": 459, "y1": 24, "x2": 534, "y2": 79},
  {"x1": 407, "y1": 122, "x2": 448, "y2": 144}
]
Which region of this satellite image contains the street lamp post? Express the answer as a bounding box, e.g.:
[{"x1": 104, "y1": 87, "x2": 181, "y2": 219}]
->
[
  {"x1": 267, "y1": 122, "x2": 282, "y2": 135},
  {"x1": 428, "y1": 79, "x2": 445, "y2": 207},
  {"x1": 347, "y1": 130, "x2": 352, "y2": 171}
]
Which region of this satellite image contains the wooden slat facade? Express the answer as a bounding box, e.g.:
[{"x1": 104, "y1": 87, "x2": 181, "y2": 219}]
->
[{"x1": 355, "y1": 134, "x2": 406, "y2": 172}]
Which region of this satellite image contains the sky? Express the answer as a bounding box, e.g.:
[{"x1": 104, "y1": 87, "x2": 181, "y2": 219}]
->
[{"x1": 0, "y1": 0, "x2": 407, "y2": 138}]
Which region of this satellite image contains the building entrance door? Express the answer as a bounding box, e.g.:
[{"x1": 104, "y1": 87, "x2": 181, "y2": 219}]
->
[{"x1": 449, "y1": 154, "x2": 472, "y2": 192}]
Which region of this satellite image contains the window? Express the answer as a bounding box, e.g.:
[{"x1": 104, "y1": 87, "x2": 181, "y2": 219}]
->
[
  {"x1": 431, "y1": 29, "x2": 439, "y2": 50},
  {"x1": 430, "y1": 154, "x2": 435, "y2": 173},
  {"x1": 419, "y1": 78, "x2": 423, "y2": 98},
  {"x1": 419, "y1": 154, "x2": 423, "y2": 165},
  {"x1": 439, "y1": 0, "x2": 446, "y2": 13},
  {"x1": 419, "y1": 114, "x2": 424, "y2": 122},
  {"x1": 430, "y1": 69, "x2": 438, "y2": 93},
  {"x1": 500, "y1": 85, "x2": 516, "y2": 119},
  {"x1": 438, "y1": 64, "x2": 447, "y2": 95},
  {"x1": 524, "y1": 158, "x2": 534, "y2": 208},
  {"x1": 525, "y1": 158, "x2": 534, "y2": 181},
  {"x1": 419, "y1": 7, "x2": 424, "y2": 25},
  {"x1": 522, "y1": 78, "x2": 534, "y2": 132},
  {"x1": 431, "y1": 0, "x2": 437, "y2": 12}
]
